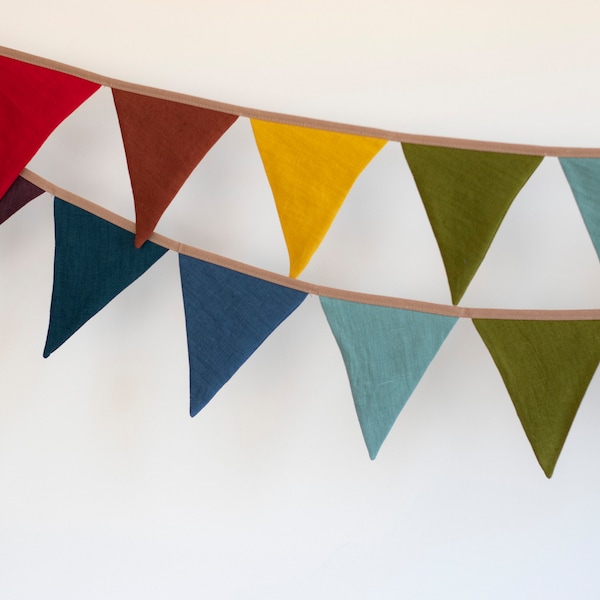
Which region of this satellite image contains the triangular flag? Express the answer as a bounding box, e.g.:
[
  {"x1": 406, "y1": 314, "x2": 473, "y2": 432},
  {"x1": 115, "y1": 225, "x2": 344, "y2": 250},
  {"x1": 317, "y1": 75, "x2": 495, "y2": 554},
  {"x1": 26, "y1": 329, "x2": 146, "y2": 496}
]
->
[
  {"x1": 0, "y1": 56, "x2": 100, "y2": 198},
  {"x1": 473, "y1": 319, "x2": 600, "y2": 477},
  {"x1": 44, "y1": 198, "x2": 168, "y2": 357},
  {"x1": 320, "y1": 296, "x2": 458, "y2": 459},
  {"x1": 179, "y1": 254, "x2": 307, "y2": 416},
  {"x1": 559, "y1": 157, "x2": 600, "y2": 260},
  {"x1": 402, "y1": 143, "x2": 542, "y2": 304},
  {"x1": 112, "y1": 89, "x2": 238, "y2": 247},
  {"x1": 0, "y1": 176, "x2": 45, "y2": 225},
  {"x1": 251, "y1": 119, "x2": 386, "y2": 278}
]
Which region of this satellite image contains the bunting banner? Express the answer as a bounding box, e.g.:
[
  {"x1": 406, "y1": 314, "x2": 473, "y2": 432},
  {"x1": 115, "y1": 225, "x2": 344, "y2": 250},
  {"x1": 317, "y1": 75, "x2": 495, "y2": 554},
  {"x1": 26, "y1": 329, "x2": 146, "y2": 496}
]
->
[{"x1": 1, "y1": 46, "x2": 600, "y2": 477}]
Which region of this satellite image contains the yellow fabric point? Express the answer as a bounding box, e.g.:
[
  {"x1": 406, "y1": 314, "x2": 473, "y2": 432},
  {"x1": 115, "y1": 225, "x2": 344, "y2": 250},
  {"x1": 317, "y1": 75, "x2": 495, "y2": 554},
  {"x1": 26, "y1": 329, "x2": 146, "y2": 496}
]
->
[{"x1": 251, "y1": 119, "x2": 386, "y2": 277}]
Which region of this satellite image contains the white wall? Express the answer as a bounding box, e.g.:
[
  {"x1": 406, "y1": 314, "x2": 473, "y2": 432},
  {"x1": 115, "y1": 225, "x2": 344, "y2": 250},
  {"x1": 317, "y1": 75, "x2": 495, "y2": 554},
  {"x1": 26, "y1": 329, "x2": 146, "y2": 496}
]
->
[{"x1": 1, "y1": 2, "x2": 600, "y2": 598}]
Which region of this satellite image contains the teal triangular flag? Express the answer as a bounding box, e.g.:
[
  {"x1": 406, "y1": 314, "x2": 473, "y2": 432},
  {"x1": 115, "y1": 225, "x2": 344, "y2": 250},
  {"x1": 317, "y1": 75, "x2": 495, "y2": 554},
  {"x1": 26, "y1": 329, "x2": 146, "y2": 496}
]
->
[
  {"x1": 179, "y1": 254, "x2": 307, "y2": 416},
  {"x1": 44, "y1": 198, "x2": 168, "y2": 357},
  {"x1": 559, "y1": 157, "x2": 600, "y2": 260},
  {"x1": 320, "y1": 297, "x2": 458, "y2": 458}
]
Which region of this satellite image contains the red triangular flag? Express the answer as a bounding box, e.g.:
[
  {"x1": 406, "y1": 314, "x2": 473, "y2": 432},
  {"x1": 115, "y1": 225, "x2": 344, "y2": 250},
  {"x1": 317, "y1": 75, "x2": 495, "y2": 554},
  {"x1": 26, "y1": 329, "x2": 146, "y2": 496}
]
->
[
  {"x1": 112, "y1": 89, "x2": 238, "y2": 247},
  {"x1": 0, "y1": 56, "x2": 100, "y2": 198}
]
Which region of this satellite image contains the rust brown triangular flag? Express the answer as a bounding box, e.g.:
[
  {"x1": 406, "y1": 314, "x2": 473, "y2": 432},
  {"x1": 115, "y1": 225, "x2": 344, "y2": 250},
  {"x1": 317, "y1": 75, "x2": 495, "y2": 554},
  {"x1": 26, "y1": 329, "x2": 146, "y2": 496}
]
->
[{"x1": 112, "y1": 89, "x2": 238, "y2": 247}]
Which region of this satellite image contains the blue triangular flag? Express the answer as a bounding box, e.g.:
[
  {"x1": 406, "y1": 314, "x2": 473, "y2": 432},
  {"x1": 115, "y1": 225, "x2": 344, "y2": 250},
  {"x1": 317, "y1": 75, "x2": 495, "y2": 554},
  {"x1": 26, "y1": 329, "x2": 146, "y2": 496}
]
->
[
  {"x1": 179, "y1": 254, "x2": 307, "y2": 416},
  {"x1": 44, "y1": 198, "x2": 168, "y2": 357},
  {"x1": 559, "y1": 157, "x2": 600, "y2": 260},
  {"x1": 320, "y1": 297, "x2": 458, "y2": 458}
]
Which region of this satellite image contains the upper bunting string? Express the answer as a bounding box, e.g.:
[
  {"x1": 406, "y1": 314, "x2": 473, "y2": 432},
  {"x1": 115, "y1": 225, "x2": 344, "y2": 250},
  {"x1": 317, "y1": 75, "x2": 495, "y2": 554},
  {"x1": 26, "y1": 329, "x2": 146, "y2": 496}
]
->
[
  {"x1": 2, "y1": 46, "x2": 600, "y2": 304},
  {"x1": 3, "y1": 44, "x2": 600, "y2": 157}
]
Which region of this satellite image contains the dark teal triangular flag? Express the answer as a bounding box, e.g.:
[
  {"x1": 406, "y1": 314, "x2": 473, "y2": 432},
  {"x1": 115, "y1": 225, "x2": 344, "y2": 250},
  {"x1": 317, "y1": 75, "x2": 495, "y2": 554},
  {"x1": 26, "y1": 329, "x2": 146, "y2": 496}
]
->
[
  {"x1": 179, "y1": 254, "x2": 307, "y2": 416},
  {"x1": 44, "y1": 198, "x2": 168, "y2": 357},
  {"x1": 320, "y1": 296, "x2": 458, "y2": 458},
  {"x1": 559, "y1": 157, "x2": 600, "y2": 260}
]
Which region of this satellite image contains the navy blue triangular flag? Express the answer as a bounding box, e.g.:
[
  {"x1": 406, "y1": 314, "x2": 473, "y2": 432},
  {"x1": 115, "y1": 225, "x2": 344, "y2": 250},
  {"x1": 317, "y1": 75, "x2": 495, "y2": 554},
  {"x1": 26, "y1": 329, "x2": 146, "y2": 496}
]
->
[
  {"x1": 44, "y1": 198, "x2": 168, "y2": 357},
  {"x1": 179, "y1": 254, "x2": 307, "y2": 416},
  {"x1": 0, "y1": 176, "x2": 45, "y2": 225}
]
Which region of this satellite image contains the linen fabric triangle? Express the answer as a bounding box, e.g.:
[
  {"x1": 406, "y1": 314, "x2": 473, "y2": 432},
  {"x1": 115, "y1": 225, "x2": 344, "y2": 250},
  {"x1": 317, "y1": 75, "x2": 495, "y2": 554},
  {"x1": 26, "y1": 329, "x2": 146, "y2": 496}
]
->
[
  {"x1": 251, "y1": 119, "x2": 387, "y2": 278},
  {"x1": 559, "y1": 157, "x2": 600, "y2": 260},
  {"x1": 402, "y1": 143, "x2": 542, "y2": 305},
  {"x1": 320, "y1": 296, "x2": 458, "y2": 459},
  {"x1": 473, "y1": 318, "x2": 600, "y2": 477},
  {"x1": 179, "y1": 254, "x2": 307, "y2": 416},
  {"x1": 0, "y1": 56, "x2": 100, "y2": 199},
  {"x1": 112, "y1": 89, "x2": 238, "y2": 247},
  {"x1": 44, "y1": 198, "x2": 168, "y2": 357},
  {"x1": 0, "y1": 176, "x2": 45, "y2": 225}
]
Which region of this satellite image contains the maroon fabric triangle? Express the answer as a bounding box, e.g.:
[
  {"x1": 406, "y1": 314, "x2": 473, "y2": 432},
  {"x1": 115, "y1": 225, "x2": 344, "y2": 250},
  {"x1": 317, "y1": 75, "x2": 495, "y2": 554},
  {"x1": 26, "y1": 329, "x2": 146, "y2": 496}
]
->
[
  {"x1": 0, "y1": 56, "x2": 100, "y2": 198},
  {"x1": 0, "y1": 176, "x2": 45, "y2": 224},
  {"x1": 112, "y1": 89, "x2": 238, "y2": 247}
]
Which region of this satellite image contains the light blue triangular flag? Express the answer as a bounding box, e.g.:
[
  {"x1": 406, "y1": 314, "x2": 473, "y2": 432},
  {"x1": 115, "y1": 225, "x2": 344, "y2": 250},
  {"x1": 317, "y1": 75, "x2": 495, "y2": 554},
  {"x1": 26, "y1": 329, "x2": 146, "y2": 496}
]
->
[
  {"x1": 320, "y1": 297, "x2": 458, "y2": 458},
  {"x1": 559, "y1": 157, "x2": 600, "y2": 260}
]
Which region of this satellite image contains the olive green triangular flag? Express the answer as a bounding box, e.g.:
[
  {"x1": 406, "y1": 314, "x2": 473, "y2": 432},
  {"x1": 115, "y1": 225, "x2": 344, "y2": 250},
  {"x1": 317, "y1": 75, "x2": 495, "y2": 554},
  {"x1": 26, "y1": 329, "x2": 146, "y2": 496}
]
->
[
  {"x1": 473, "y1": 319, "x2": 600, "y2": 477},
  {"x1": 403, "y1": 144, "x2": 542, "y2": 304}
]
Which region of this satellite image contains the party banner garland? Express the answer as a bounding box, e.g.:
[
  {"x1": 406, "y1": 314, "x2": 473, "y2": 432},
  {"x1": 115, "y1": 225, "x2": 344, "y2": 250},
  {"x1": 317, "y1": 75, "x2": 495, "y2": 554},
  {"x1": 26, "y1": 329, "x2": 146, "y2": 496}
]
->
[{"x1": 1, "y1": 47, "x2": 600, "y2": 478}]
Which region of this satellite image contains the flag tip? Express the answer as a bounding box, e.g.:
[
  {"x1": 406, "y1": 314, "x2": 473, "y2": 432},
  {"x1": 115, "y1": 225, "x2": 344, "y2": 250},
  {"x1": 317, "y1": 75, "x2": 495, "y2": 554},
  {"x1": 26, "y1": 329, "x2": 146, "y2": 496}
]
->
[
  {"x1": 368, "y1": 446, "x2": 380, "y2": 460},
  {"x1": 189, "y1": 403, "x2": 202, "y2": 418}
]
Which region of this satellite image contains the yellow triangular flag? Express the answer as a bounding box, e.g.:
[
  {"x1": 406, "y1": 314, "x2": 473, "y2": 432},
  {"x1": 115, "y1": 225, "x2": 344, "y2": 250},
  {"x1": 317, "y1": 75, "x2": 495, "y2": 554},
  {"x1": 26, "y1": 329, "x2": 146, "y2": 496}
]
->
[{"x1": 251, "y1": 119, "x2": 386, "y2": 277}]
